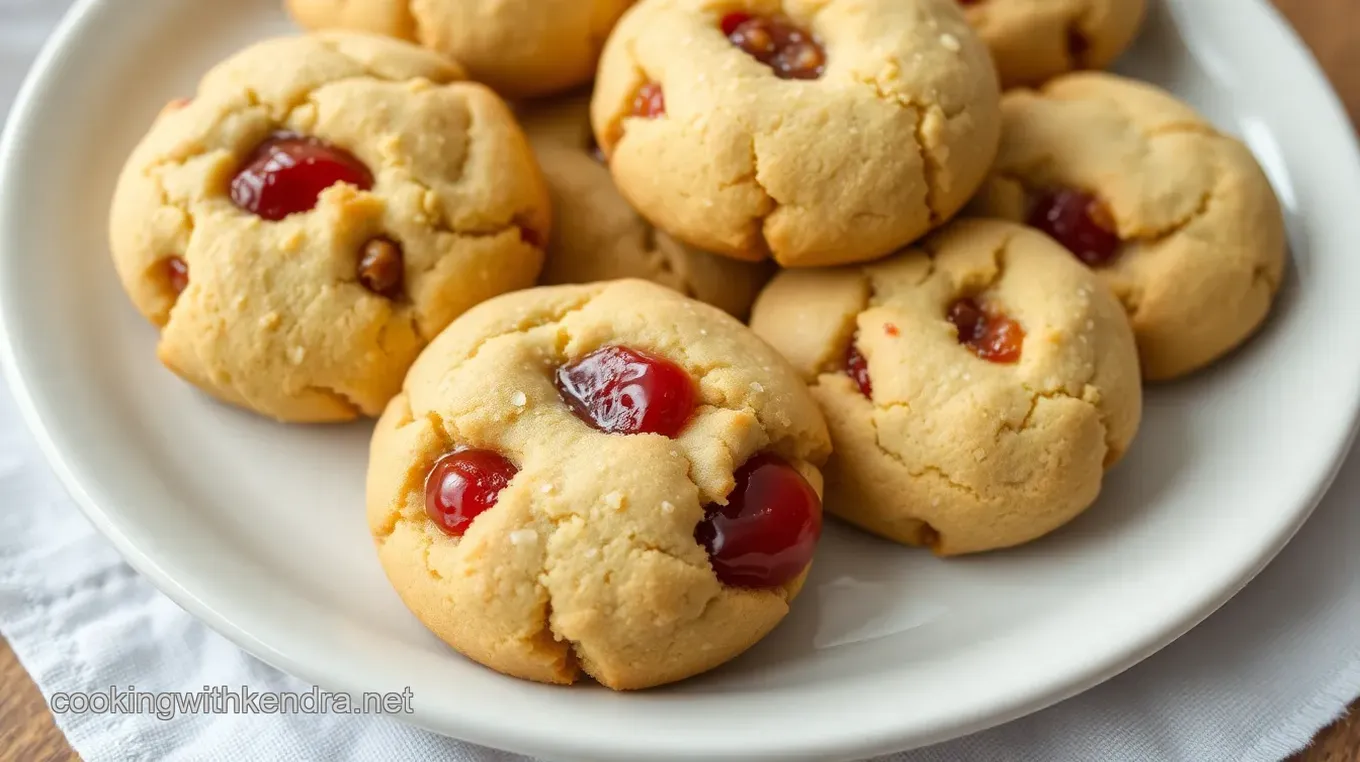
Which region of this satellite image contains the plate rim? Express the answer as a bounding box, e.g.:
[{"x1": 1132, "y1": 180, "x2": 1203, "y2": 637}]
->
[{"x1": 2, "y1": 0, "x2": 1358, "y2": 759}]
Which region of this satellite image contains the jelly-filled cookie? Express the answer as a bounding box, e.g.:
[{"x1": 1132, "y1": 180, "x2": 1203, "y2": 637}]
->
[
  {"x1": 958, "y1": 0, "x2": 1146, "y2": 88},
  {"x1": 367, "y1": 279, "x2": 831, "y2": 689},
  {"x1": 108, "y1": 33, "x2": 550, "y2": 422},
  {"x1": 287, "y1": 0, "x2": 635, "y2": 99},
  {"x1": 591, "y1": 0, "x2": 1001, "y2": 267},
  {"x1": 970, "y1": 73, "x2": 1286, "y2": 380},
  {"x1": 751, "y1": 220, "x2": 1141, "y2": 554},
  {"x1": 524, "y1": 96, "x2": 772, "y2": 318}
]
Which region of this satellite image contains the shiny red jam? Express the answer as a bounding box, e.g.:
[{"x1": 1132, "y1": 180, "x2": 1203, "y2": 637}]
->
[
  {"x1": 845, "y1": 337, "x2": 872, "y2": 398},
  {"x1": 947, "y1": 297, "x2": 1025, "y2": 364},
  {"x1": 556, "y1": 346, "x2": 696, "y2": 437},
  {"x1": 424, "y1": 449, "x2": 519, "y2": 537},
  {"x1": 1027, "y1": 188, "x2": 1122, "y2": 267},
  {"x1": 630, "y1": 83, "x2": 666, "y2": 119},
  {"x1": 695, "y1": 453, "x2": 821, "y2": 588},
  {"x1": 164, "y1": 256, "x2": 189, "y2": 294},
  {"x1": 720, "y1": 12, "x2": 826, "y2": 80},
  {"x1": 229, "y1": 132, "x2": 373, "y2": 221}
]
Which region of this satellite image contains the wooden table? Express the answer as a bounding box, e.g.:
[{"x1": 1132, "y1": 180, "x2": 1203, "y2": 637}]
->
[{"x1": 3, "y1": 1, "x2": 1360, "y2": 759}]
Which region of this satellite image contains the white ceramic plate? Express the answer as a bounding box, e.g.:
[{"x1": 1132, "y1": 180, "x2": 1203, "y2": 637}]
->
[{"x1": 2, "y1": 0, "x2": 1358, "y2": 759}]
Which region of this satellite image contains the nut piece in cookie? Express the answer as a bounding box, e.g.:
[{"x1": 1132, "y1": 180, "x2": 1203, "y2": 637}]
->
[
  {"x1": 287, "y1": 0, "x2": 636, "y2": 99},
  {"x1": 969, "y1": 72, "x2": 1287, "y2": 380},
  {"x1": 522, "y1": 96, "x2": 772, "y2": 318},
  {"x1": 751, "y1": 219, "x2": 1142, "y2": 555},
  {"x1": 108, "y1": 33, "x2": 550, "y2": 422},
  {"x1": 591, "y1": 0, "x2": 1002, "y2": 268},
  {"x1": 366, "y1": 280, "x2": 831, "y2": 689},
  {"x1": 958, "y1": 0, "x2": 1147, "y2": 88}
]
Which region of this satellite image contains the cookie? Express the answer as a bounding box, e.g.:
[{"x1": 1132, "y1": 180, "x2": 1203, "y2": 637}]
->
[
  {"x1": 287, "y1": 0, "x2": 636, "y2": 99},
  {"x1": 969, "y1": 73, "x2": 1286, "y2": 381},
  {"x1": 108, "y1": 33, "x2": 550, "y2": 422},
  {"x1": 523, "y1": 96, "x2": 772, "y2": 318},
  {"x1": 367, "y1": 279, "x2": 832, "y2": 689},
  {"x1": 591, "y1": 0, "x2": 1002, "y2": 268},
  {"x1": 959, "y1": 0, "x2": 1146, "y2": 88},
  {"x1": 750, "y1": 219, "x2": 1141, "y2": 555}
]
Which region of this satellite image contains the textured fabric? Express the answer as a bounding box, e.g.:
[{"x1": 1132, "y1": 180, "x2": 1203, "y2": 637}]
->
[{"x1": 2, "y1": 1, "x2": 1359, "y2": 760}]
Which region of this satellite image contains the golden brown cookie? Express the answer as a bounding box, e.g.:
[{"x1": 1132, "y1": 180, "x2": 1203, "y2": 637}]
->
[
  {"x1": 591, "y1": 0, "x2": 1001, "y2": 268},
  {"x1": 367, "y1": 279, "x2": 832, "y2": 689},
  {"x1": 108, "y1": 33, "x2": 550, "y2": 422},
  {"x1": 750, "y1": 219, "x2": 1141, "y2": 555},
  {"x1": 959, "y1": 0, "x2": 1146, "y2": 88},
  {"x1": 523, "y1": 96, "x2": 772, "y2": 318},
  {"x1": 287, "y1": 0, "x2": 636, "y2": 99},
  {"x1": 969, "y1": 73, "x2": 1286, "y2": 381}
]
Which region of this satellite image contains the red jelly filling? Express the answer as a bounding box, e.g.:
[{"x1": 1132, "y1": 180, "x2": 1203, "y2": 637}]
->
[
  {"x1": 229, "y1": 132, "x2": 373, "y2": 221},
  {"x1": 556, "y1": 346, "x2": 696, "y2": 437},
  {"x1": 630, "y1": 83, "x2": 666, "y2": 119},
  {"x1": 164, "y1": 256, "x2": 189, "y2": 294},
  {"x1": 695, "y1": 454, "x2": 821, "y2": 588},
  {"x1": 424, "y1": 449, "x2": 518, "y2": 537},
  {"x1": 947, "y1": 297, "x2": 1025, "y2": 364},
  {"x1": 1027, "y1": 188, "x2": 1121, "y2": 267},
  {"x1": 721, "y1": 12, "x2": 826, "y2": 80},
  {"x1": 845, "y1": 337, "x2": 872, "y2": 398}
]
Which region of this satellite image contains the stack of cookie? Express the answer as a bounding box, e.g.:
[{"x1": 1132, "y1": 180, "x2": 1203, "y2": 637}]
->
[{"x1": 107, "y1": 0, "x2": 1286, "y2": 691}]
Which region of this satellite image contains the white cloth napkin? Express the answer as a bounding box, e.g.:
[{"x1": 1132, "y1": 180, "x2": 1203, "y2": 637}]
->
[{"x1": 3, "y1": 2, "x2": 1360, "y2": 761}]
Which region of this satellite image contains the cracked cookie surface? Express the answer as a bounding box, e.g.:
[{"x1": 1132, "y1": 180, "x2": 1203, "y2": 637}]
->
[
  {"x1": 969, "y1": 73, "x2": 1286, "y2": 380},
  {"x1": 287, "y1": 0, "x2": 636, "y2": 99},
  {"x1": 108, "y1": 32, "x2": 550, "y2": 422},
  {"x1": 960, "y1": 0, "x2": 1145, "y2": 88},
  {"x1": 591, "y1": 0, "x2": 1001, "y2": 268},
  {"x1": 524, "y1": 96, "x2": 772, "y2": 318},
  {"x1": 367, "y1": 279, "x2": 831, "y2": 689},
  {"x1": 750, "y1": 219, "x2": 1141, "y2": 554}
]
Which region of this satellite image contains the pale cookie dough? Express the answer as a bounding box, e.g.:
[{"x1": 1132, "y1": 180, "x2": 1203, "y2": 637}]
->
[
  {"x1": 367, "y1": 279, "x2": 831, "y2": 689},
  {"x1": 960, "y1": 0, "x2": 1146, "y2": 88},
  {"x1": 750, "y1": 219, "x2": 1141, "y2": 554},
  {"x1": 108, "y1": 33, "x2": 550, "y2": 422},
  {"x1": 523, "y1": 96, "x2": 772, "y2": 318},
  {"x1": 591, "y1": 0, "x2": 1001, "y2": 267},
  {"x1": 287, "y1": 0, "x2": 636, "y2": 99},
  {"x1": 970, "y1": 73, "x2": 1286, "y2": 381}
]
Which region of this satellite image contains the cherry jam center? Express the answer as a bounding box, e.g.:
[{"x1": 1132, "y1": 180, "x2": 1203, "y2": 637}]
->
[
  {"x1": 631, "y1": 83, "x2": 666, "y2": 119},
  {"x1": 164, "y1": 256, "x2": 189, "y2": 295},
  {"x1": 556, "y1": 346, "x2": 696, "y2": 437},
  {"x1": 845, "y1": 336, "x2": 872, "y2": 398},
  {"x1": 721, "y1": 13, "x2": 826, "y2": 80},
  {"x1": 695, "y1": 454, "x2": 821, "y2": 588},
  {"x1": 947, "y1": 298, "x2": 1025, "y2": 364},
  {"x1": 229, "y1": 132, "x2": 374, "y2": 221},
  {"x1": 424, "y1": 449, "x2": 518, "y2": 537},
  {"x1": 1027, "y1": 188, "x2": 1122, "y2": 267}
]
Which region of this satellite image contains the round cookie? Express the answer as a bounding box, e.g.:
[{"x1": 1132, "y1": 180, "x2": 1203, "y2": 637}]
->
[
  {"x1": 750, "y1": 219, "x2": 1141, "y2": 555},
  {"x1": 523, "y1": 96, "x2": 772, "y2": 318},
  {"x1": 591, "y1": 0, "x2": 1001, "y2": 268},
  {"x1": 959, "y1": 0, "x2": 1146, "y2": 88},
  {"x1": 367, "y1": 279, "x2": 831, "y2": 689},
  {"x1": 108, "y1": 33, "x2": 550, "y2": 422},
  {"x1": 287, "y1": 0, "x2": 636, "y2": 99},
  {"x1": 969, "y1": 73, "x2": 1286, "y2": 381}
]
